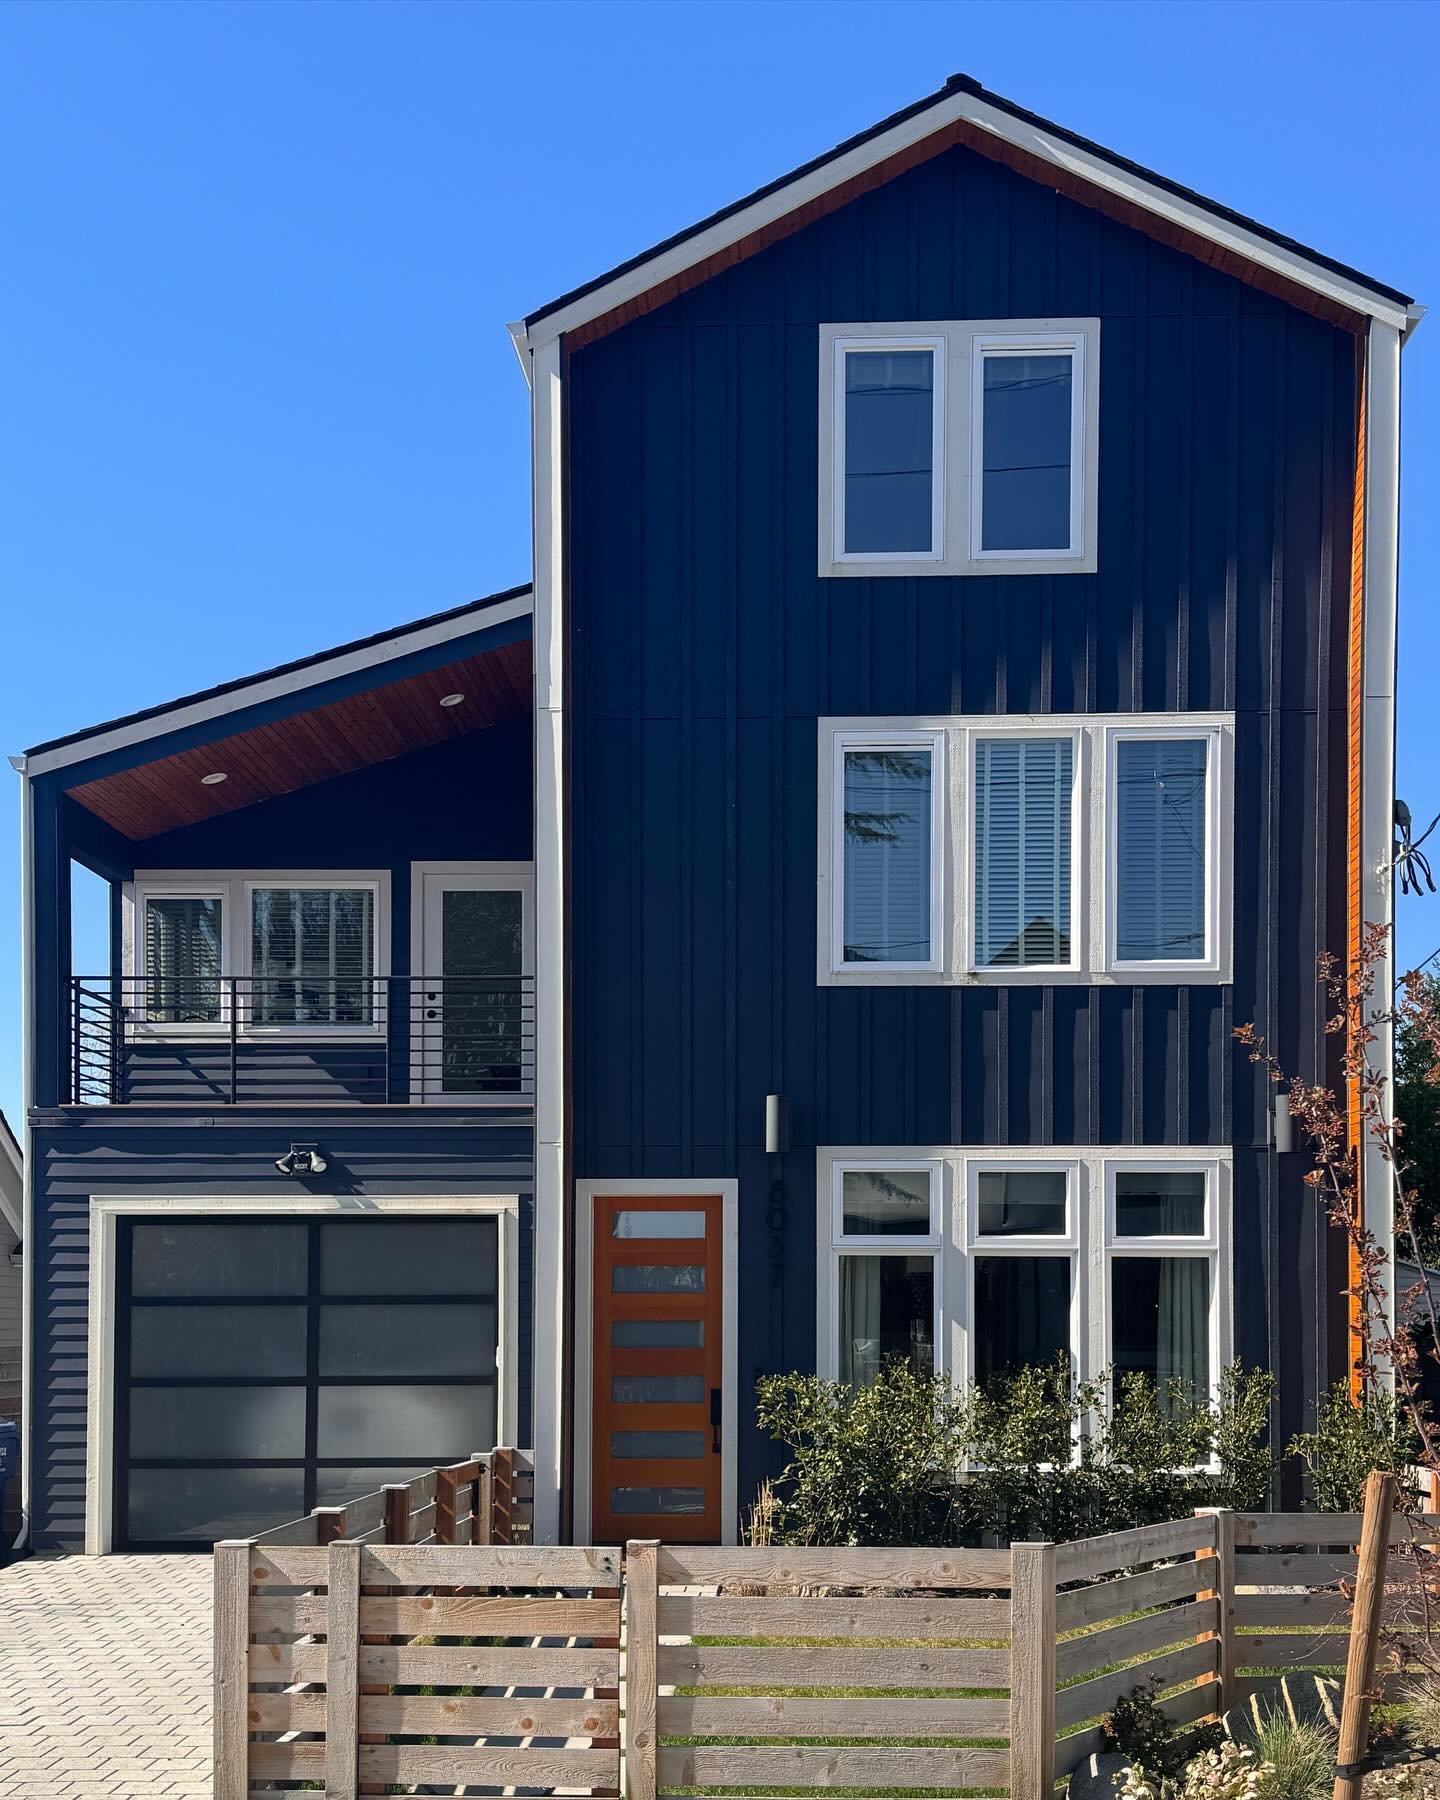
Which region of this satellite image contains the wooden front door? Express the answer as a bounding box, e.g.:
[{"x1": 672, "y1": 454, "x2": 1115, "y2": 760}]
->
[{"x1": 591, "y1": 1194, "x2": 723, "y2": 1542}]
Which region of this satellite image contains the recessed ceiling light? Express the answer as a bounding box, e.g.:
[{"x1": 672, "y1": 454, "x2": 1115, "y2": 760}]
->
[
  {"x1": 200, "y1": 771, "x2": 228, "y2": 785},
  {"x1": 439, "y1": 692, "x2": 465, "y2": 708}
]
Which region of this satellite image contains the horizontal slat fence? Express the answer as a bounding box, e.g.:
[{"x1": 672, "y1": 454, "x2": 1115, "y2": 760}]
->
[
  {"x1": 217, "y1": 1538, "x2": 621, "y2": 1800},
  {"x1": 636, "y1": 1541, "x2": 1020, "y2": 1800},
  {"x1": 215, "y1": 1499, "x2": 1438, "y2": 1800}
]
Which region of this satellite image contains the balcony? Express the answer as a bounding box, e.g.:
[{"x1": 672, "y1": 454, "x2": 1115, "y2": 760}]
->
[{"x1": 67, "y1": 975, "x2": 536, "y2": 1106}]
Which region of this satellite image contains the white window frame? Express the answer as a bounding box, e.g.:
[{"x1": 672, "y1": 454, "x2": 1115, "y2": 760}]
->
[
  {"x1": 819, "y1": 1158, "x2": 944, "y2": 1380},
  {"x1": 1104, "y1": 723, "x2": 1230, "y2": 978},
  {"x1": 124, "y1": 870, "x2": 391, "y2": 1040},
  {"x1": 818, "y1": 318, "x2": 1100, "y2": 578},
  {"x1": 965, "y1": 723, "x2": 1085, "y2": 977},
  {"x1": 969, "y1": 329, "x2": 1089, "y2": 566},
  {"x1": 816, "y1": 1146, "x2": 1231, "y2": 1408},
  {"x1": 828, "y1": 728, "x2": 946, "y2": 975},
  {"x1": 818, "y1": 713, "x2": 1233, "y2": 987},
  {"x1": 827, "y1": 332, "x2": 947, "y2": 572},
  {"x1": 128, "y1": 877, "x2": 233, "y2": 1037}
]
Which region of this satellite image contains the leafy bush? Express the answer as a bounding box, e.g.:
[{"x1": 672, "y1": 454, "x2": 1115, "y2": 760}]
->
[
  {"x1": 1103, "y1": 1674, "x2": 1218, "y2": 1780},
  {"x1": 752, "y1": 1358, "x2": 1275, "y2": 1547},
  {"x1": 1288, "y1": 1381, "x2": 1420, "y2": 1511},
  {"x1": 1250, "y1": 1712, "x2": 1335, "y2": 1800},
  {"x1": 1120, "y1": 1742, "x2": 1271, "y2": 1800}
]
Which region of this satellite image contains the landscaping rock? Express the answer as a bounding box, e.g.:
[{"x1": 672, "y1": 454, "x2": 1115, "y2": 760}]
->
[
  {"x1": 1222, "y1": 1673, "x2": 1343, "y2": 1743},
  {"x1": 1068, "y1": 1751, "x2": 1131, "y2": 1800}
]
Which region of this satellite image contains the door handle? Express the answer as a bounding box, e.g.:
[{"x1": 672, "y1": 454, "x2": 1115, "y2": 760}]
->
[{"x1": 710, "y1": 1387, "x2": 722, "y2": 1455}]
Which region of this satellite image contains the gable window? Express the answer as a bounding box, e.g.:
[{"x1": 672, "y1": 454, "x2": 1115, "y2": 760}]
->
[
  {"x1": 973, "y1": 333, "x2": 1085, "y2": 557},
  {"x1": 820, "y1": 714, "x2": 1232, "y2": 985},
  {"x1": 833, "y1": 337, "x2": 944, "y2": 561},
  {"x1": 834, "y1": 733, "x2": 943, "y2": 971},
  {"x1": 819, "y1": 318, "x2": 1099, "y2": 578},
  {"x1": 249, "y1": 883, "x2": 377, "y2": 1027}
]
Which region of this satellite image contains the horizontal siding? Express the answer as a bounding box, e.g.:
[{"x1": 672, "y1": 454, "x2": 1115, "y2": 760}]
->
[
  {"x1": 28, "y1": 1116, "x2": 532, "y2": 1550},
  {"x1": 0, "y1": 1215, "x2": 19, "y2": 1542},
  {"x1": 567, "y1": 140, "x2": 1357, "y2": 1509}
]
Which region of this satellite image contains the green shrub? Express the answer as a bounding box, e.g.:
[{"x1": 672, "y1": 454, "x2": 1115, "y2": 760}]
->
[
  {"x1": 1288, "y1": 1381, "x2": 1419, "y2": 1511},
  {"x1": 1251, "y1": 1711, "x2": 1334, "y2": 1800},
  {"x1": 1102, "y1": 1674, "x2": 1221, "y2": 1780},
  {"x1": 753, "y1": 1358, "x2": 1275, "y2": 1546}
]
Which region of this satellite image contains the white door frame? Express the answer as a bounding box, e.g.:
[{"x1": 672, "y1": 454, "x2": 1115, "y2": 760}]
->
[
  {"x1": 573, "y1": 1177, "x2": 739, "y2": 1545},
  {"x1": 86, "y1": 1192, "x2": 520, "y2": 1555},
  {"x1": 409, "y1": 861, "x2": 535, "y2": 1103}
]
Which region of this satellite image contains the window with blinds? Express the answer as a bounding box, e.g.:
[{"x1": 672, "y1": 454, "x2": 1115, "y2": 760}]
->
[
  {"x1": 840, "y1": 744, "x2": 937, "y2": 967},
  {"x1": 144, "y1": 896, "x2": 223, "y2": 1024},
  {"x1": 250, "y1": 886, "x2": 377, "y2": 1026},
  {"x1": 973, "y1": 736, "x2": 1074, "y2": 968},
  {"x1": 1113, "y1": 738, "x2": 1209, "y2": 963}
]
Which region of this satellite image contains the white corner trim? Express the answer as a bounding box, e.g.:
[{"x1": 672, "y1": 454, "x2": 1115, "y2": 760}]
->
[
  {"x1": 572, "y1": 1178, "x2": 740, "y2": 1547},
  {"x1": 519, "y1": 89, "x2": 1408, "y2": 349},
  {"x1": 1362, "y1": 320, "x2": 1401, "y2": 1322},
  {"x1": 24, "y1": 591, "x2": 534, "y2": 778},
  {"x1": 17, "y1": 771, "x2": 35, "y2": 1540},
  {"x1": 83, "y1": 1193, "x2": 521, "y2": 1556},
  {"x1": 529, "y1": 334, "x2": 567, "y2": 1544}
]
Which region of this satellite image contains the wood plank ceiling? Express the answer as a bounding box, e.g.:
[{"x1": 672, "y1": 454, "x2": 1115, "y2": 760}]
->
[{"x1": 68, "y1": 638, "x2": 532, "y2": 841}]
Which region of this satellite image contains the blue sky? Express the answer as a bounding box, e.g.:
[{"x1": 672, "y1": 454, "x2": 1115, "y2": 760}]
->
[{"x1": 1, "y1": 0, "x2": 1436, "y2": 1126}]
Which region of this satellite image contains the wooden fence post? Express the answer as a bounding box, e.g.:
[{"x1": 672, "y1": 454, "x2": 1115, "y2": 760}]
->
[
  {"x1": 326, "y1": 1538, "x2": 361, "y2": 1800},
  {"x1": 470, "y1": 1453, "x2": 494, "y2": 1544},
  {"x1": 624, "y1": 1540, "x2": 659, "y2": 1800},
  {"x1": 212, "y1": 1540, "x2": 252, "y2": 1800},
  {"x1": 493, "y1": 1446, "x2": 514, "y2": 1542},
  {"x1": 382, "y1": 1482, "x2": 410, "y2": 1544},
  {"x1": 1334, "y1": 1470, "x2": 1397, "y2": 1800},
  {"x1": 1009, "y1": 1541, "x2": 1056, "y2": 1800},
  {"x1": 1194, "y1": 1508, "x2": 1236, "y2": 1711},
  {"x1": 313, "y1": 1504, "x2": 346, "y2": 1545},
  {"x1": 435, "y1": 1463, "x2": 463, "y2": 1544}
]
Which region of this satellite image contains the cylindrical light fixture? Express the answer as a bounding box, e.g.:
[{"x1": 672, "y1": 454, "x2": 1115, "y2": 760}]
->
[
  {"x1": 764, "y1": 1093, "x2": 789, "y2": 1156},
  {"x1": 1273, "y1": 1093, "x2": 1293, "y2": 1154}
]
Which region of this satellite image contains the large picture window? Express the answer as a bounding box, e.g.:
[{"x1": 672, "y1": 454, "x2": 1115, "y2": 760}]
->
[
  {"x1": 820, "y1": 716, "x2": 1232, "y2": 985},
  {"x1": 818, "y1": 1149, "x2": 1228, "y2": 1412}
]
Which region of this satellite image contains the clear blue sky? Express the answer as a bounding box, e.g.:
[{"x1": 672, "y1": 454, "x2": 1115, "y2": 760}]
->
[{"x1": 2, "y1": 0, "x2": 1437, "y2": 1127}]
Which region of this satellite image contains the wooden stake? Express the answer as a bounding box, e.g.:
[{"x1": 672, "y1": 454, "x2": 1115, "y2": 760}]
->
[{"x1": 1333, "y1": 1470, "x2": 1397, "y2": 1800}]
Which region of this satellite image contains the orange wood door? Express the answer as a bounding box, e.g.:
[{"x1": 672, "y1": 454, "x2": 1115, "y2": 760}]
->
[{"x1": 592, "y1": 1195, "x2": 723, "y2": 1542}]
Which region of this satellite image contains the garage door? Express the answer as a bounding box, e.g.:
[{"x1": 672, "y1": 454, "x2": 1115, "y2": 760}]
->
[{"x1": 114, "y1": 1214, "x2": 500, "y2": 1549}]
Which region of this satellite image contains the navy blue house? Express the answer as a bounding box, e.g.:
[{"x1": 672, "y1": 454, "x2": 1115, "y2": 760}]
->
[{"x1": 15, "y1": 77, "x2": 1419, "y2": 1550}]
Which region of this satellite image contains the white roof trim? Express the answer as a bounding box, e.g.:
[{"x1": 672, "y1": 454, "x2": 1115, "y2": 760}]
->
[
  {"x1": 0, "y1": 1120, "x2": 20, "y2": 1239},
  {"x1": 518, "y1": 89, "x2": 1409, "y2": 348},
  {"x1": 22, "y1": 588, "x2": 534, "y2": 778}
]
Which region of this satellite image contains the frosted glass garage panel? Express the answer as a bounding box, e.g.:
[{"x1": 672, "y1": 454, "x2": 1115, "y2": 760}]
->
[
  {"x1": 130, "y1": 1385, "x2": 306, "y2": 1460},
  {"x1": 319, "y1": 1302, "x2": 497, "y2": 1377},
  {"x1": 127, "y1": 1467, "x2": 304, "y2": 1544},
  {"x1": 316, "y1": 1384, "x2": 496, "y2": 1460},
  {"x1": 129, "y1": 1222, "x2": 307, "y2": 1297},
  {"x1": 130, "y1": 1304, "x2": 307, "y2": 1378},
  {"x1": 320, "y1": 1219, "x2": 498, "y2": 1295}
]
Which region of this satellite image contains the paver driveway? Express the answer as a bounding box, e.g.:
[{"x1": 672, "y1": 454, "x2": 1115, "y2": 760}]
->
[{"x1": 0, "y1": 1554, "x2": 211, "y2": 1798}]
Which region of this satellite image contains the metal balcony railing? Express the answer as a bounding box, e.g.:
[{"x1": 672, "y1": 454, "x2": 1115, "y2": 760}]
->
[{"x1": 67, "y1": 975, "x2": 536, "y2": 1105}]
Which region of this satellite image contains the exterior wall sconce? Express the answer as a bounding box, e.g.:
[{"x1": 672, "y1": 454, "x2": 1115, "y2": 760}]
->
[
  {"x1": 765, "y1": 1094, "x2": 789, "y2": 1156},
  {"x1": 1273, "y1": 1094, "x2": 1294, "y2": 1154}
]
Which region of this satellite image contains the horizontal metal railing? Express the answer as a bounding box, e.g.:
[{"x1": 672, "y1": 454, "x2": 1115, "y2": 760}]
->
[{"x1": 68, "y1": 974, "x2": 536, "y2": 1105}]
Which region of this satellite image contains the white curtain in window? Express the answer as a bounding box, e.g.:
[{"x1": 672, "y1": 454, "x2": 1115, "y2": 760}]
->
[
  {"x1": 1115, "y1": 739, "x2": 1207, "y2": 961},
  {"x1": 974, "y1": 737, "x2": 1072, "y2": 967},
  {"x1": 842, "y1": 749, "x2": 932, "y2": 963},
  {"x1": 838, "y1": 1257, "x2": 883, "y2": 1386},
  {"x1": 1157, "y1": 1257, "x2": 1209, "y2": 1398}
]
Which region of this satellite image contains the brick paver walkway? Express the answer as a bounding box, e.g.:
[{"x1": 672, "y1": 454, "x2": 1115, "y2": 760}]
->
[{"x1": 0, "y1": 1554, "x2": 211, "y2": 1798}]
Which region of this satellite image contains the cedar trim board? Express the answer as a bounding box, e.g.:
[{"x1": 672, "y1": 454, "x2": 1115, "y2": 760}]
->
[{"x1": 518, "y1": 75, "x2": 1411, "y2": 348}]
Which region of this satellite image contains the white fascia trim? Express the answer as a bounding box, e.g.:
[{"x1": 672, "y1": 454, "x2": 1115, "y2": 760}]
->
[
  {"x1": 519, "y1": 91, "x2": 1409, "y2": 349},
  {"x1": 529, "y1": 335, "x2": 566, "y2": 1544},
  {"x1": 573, "y1": 1178, "x2": 740, "y2": 1547},
  {"x1": 0, "y1": 1119, "x2": 20, "y2": 1238},
  {"x1": 1363, "y1": 320, "x2": 1401, "y2": 1326},
  {"x1": 16, "y1": 773, "x2": 34, "y2": 1543},
  {"x1": 24, "y1": 591, "x2": 535, "y2": 778},
  {"x1": 84, "y1": 1193, "x2": 521, "y2": 1556}
]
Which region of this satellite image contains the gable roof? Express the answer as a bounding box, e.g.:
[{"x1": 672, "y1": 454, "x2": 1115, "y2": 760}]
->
[
  {"x1": 517, "y1": 74, "x2": 1415, "y2": 350},
  {"x1": 19, "y1": 583, "x2": 533, "y2": 778}
]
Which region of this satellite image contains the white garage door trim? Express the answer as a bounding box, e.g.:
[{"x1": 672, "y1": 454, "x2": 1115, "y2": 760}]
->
[{"x1": 86, "y1": 1194, "x2": 519, "y2": 1555}]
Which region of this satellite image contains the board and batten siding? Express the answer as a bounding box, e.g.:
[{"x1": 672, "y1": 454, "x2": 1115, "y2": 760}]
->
[
  {"x1": 25, "y1": 1119, "x2": 533, "y2": 1550},
  {"x1": 566, "y1": 140, "x2": 1357, "y2": 1507}
]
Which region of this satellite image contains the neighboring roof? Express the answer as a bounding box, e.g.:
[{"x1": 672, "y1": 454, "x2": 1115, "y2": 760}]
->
[
  {"x1": 520, "y1": 73, "x2": 1414, "y2": 347},
  {"x1": 0, "y1": 1112, "x2": 20, "y2": 1240},
  {"x1": 19, "y1": 583, "x2": 533, "y2": 778}
]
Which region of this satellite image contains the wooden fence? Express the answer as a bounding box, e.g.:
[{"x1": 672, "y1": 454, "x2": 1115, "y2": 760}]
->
[
  {"x1": 242, "y1": 1446, "x2": 534, "y2": 1548},
  {"x1": 216, "y1": 1501, "x2": 1439, "y2": 1800}
]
